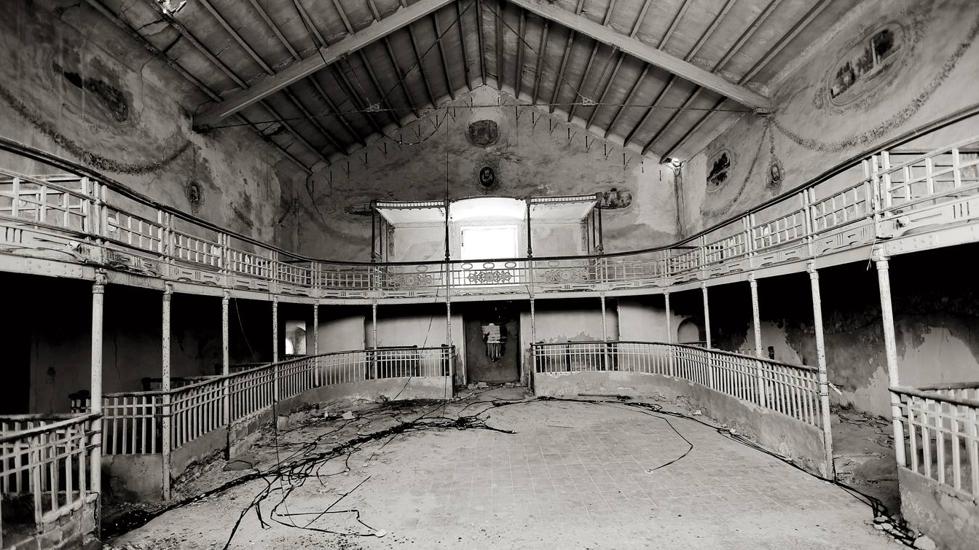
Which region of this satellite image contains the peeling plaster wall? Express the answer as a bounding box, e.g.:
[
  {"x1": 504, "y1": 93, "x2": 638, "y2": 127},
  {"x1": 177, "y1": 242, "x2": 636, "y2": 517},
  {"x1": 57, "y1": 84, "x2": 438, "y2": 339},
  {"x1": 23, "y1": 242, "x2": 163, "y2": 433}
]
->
[
  {"x1": 0, "y1": 273, "x2": 247, "y2": 414},
  {"x1": 704, "y1": 248, "x2": 979, "y2": 419},
  {"x1": 680, "y1": 0, "x2": 979, "y2": 235},
  {"x1": 281, "y1": 87, "x2": 678, "y2": 261},
  {"x1": 0, "y1": 0, "x2": 298, "y2": 242}
]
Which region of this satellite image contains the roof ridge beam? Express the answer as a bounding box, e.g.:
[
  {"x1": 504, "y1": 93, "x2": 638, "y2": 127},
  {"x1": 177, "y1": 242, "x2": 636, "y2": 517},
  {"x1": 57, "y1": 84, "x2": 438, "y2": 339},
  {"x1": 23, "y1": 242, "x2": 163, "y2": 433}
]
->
[
  {"x1": 194, "y1": 0, "x2": 454, "y2": 129},
  {"x1": 505, "y1": 0, "x2": 771, "y2": 112}
]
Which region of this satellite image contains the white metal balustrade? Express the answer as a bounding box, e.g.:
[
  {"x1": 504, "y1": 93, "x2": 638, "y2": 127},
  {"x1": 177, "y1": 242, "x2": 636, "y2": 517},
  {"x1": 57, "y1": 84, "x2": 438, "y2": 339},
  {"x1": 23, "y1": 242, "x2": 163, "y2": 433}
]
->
[
  {"x1": 1, "y1": 132, "x2": 977, "y2": 300},
  {"x1": 532, "y1": 341, "x2": 824, "y2": 429},
  {"x1": 71, "y1": 347, "x2": 454, "y2": 457},
  {"x1": 0, "y1": 413, "x2": 100, "y2": 540},
  {"x1": 892, "y1": 383, "x2": 979, "y2": 501}
]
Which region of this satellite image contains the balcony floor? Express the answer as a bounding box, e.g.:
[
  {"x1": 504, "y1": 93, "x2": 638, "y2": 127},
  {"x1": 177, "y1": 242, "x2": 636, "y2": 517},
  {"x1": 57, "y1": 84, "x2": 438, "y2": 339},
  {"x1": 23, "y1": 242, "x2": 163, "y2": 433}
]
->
[{"x1": 107, "y1": 389, "x2": 901, "y2": 549}]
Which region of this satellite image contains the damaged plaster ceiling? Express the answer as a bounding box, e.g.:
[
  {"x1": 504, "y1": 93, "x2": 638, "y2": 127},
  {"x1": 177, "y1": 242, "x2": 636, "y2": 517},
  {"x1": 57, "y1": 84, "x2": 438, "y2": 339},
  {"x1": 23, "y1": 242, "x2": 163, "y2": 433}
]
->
[{"x1": 88, "y1": 0, "x2": 858, "y2": 171}]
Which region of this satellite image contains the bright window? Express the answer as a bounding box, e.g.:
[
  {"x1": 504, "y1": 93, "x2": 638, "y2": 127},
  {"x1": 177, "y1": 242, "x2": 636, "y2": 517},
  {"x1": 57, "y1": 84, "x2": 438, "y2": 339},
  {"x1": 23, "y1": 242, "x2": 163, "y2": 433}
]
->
[{"x1": 460, "y1": 225, "x2": 518, "y2": 260}]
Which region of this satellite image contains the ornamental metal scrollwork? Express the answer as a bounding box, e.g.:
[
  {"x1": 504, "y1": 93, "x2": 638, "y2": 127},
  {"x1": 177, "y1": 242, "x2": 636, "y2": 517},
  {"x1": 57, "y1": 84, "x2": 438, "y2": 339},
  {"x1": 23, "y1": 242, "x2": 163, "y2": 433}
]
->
[{"x1": 466, "y1": 269, "x2": 512, "y2": 285}]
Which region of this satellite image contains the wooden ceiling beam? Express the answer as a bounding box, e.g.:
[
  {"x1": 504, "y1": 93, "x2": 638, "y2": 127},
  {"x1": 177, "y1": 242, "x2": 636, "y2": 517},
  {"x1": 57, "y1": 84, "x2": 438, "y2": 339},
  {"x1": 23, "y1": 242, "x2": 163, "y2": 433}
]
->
[
  {"x1": 505, "y1": 0, "x2": 771, "y2": 112},
  {"x1": 194, "y1": 0, "x2": 453, "y2": 129}
]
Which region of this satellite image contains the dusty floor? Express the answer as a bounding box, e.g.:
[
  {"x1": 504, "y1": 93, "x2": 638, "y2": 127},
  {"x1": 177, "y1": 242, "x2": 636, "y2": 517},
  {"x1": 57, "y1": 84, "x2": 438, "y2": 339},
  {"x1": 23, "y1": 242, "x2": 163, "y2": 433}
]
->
[{"x1": 107, "y1": 389, "x2": 903, "y2": 550}]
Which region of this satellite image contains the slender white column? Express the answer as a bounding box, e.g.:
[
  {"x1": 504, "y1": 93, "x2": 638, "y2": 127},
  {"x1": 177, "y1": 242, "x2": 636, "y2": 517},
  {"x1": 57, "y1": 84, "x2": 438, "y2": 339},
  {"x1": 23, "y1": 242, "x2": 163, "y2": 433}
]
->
[
  {"x1": 221, "y1": 290, "x2": 230, "y2": 426},
  {"x1": 90, "y1": 272, "x2": 106, "y2": 501},
  {"x1": 600, "y1": 293, "x2": 608, "y2": 371},
  {"x1": 312, "y1": 302, "x2": 319, "y2": 386},
  {"x1": 702, "y1": 283, "x2": 715, "y2": 389},
  {"x1": 749, "y1": 274, "x2": 766, "y2": 408},
  {"x1": 701, "y1": 284, "x2": 711, "y2": 348},
  {"x1": 875, "y1": 256, "x2": 907, "y2": 466},
  {"x1": 161, "y1": 284, "x2": 172, "y2": 501},
  {"x1": 808, "y1": 264, "x2": 835, "y2": 475},
  {"x1": 272, "y1": 297, "x2": 279, "y2": 400},
  {"x1": 749, "y1": 275, "x2": 762, "y2": 358},
  {"x1": 665, "y1": 292, "x2": 675, "y2": 377}
]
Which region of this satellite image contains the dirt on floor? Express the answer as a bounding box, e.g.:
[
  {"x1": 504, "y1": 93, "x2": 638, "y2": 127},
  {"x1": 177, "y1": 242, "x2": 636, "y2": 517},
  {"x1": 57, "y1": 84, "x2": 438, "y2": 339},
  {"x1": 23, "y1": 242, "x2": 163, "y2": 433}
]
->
[
  {"x1": 102, "y1": 387, "x2": 914, "y2": 550},
  {"x1": 830, "y1": 404, "x2": 901, "y2": 513}
]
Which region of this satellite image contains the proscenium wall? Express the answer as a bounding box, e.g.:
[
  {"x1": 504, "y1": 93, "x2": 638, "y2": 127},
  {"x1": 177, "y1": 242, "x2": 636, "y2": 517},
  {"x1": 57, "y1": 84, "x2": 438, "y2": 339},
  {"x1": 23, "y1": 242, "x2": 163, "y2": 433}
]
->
[
  {"x1": 280, "y1": 87, "x2": 678, "y2": 261},
  {"x1": 680, "y1": 0, "x2": 979, "y2": 235},
  {"x1": 0, "y1": 0, "x2": 299, "y2": 241}
]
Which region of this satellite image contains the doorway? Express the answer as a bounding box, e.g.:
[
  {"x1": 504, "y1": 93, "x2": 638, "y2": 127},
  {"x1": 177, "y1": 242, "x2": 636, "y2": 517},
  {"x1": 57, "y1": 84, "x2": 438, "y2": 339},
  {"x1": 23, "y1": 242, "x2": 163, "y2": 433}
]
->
[{"x1": 463, "y1": 302, "x2": 521, "y2": 384}]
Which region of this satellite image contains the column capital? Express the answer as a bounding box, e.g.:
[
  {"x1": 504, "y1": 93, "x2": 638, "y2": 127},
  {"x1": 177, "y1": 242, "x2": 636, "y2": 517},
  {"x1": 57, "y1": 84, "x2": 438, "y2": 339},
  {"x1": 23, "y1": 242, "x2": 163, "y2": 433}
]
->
[
  {"x1": 222, "y1": 288, "x2": 231, "y2": 301},
  {"x1": 163, "y1": 283, "x2": 173, "y2": 297},
  {"x1": 93, "y1": 269, "x2": 108, "y2": 289}
]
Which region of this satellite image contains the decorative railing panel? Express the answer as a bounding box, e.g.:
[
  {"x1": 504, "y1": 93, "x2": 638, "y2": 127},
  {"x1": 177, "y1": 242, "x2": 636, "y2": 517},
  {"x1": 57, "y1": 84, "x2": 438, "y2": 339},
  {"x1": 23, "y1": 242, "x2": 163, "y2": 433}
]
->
[
  {"x1": 892, "y1": 383, "x2": 979, "y2": 500},
  {"x1": 0, "y1": 413, "x2": 100, "y2": 531},
  {"x1": 1, "y1": 132, "x2": 978, "y2": 298},
  {"x1": 73, "y1": 347, "x2": 454, "y2": 457},
  {"x1": 532, "y1": 341, "x2": 823, "y2": 428}
]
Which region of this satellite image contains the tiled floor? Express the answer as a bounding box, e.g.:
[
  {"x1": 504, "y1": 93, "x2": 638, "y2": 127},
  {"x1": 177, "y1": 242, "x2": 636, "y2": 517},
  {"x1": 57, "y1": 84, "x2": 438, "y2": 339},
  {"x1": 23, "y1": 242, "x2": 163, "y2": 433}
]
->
[{"x1": 111, "y1": 393, "x2": 901, "y2": 549}]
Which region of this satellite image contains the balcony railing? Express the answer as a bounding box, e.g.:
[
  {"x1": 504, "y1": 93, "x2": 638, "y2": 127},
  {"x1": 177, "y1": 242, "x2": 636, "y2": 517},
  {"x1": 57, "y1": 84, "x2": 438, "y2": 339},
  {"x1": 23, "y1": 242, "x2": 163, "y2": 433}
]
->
[
  {"x1": 532, "y1": 341, "x2": 824, "y2": 429},
  {"x1": 70, "y1": 346, "x2": 454, "y2": 456},
  {"x1": 891, "y1": 382, "x2": 979, "y2": 500},
  {"x1": 1, "y1": 116, "x2": 978, "y2": 300},
  {"x1": 0, "y1": 413, "x2": 100, "y2": 539}
]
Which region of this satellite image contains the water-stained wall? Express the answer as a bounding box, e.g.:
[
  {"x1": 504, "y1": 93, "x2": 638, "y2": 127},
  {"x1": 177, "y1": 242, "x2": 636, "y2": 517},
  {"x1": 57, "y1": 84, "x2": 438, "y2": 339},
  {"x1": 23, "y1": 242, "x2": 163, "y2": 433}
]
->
[
  {"x1": 703, "y1": 247, "x2": 979, "y2": 418},
  {"x1": 280, "y1": 87, "x2": 678, "y2": 261},
  {"x1": 680, "y1": 0, "x2": 979, "y2": 235},
  {"x1": 0, "y1": 0, "x2": 299, "y2": 242}
]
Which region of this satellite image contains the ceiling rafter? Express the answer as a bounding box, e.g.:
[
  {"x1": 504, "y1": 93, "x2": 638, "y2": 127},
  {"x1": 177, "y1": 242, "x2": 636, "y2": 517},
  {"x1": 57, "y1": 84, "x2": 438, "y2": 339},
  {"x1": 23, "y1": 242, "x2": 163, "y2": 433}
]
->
[
  {"x1": 495, "y1": 0, "x2": 505, "y2": 86},
  {"x1": 312, "y1": 1, "x2": 400, "y2": 130},
  {"x1": 407, "y1": 24, "x2": 439, "y2": 106},
  {"x1": 133, "y1": 0, "x2": 331, "y2": 166},
  {"x1": 514, "y1": 10, "x2": 527, "y2": 97},
  {"x1": 476, "y1": 0, "x2": 487, "y2": 85},
  {"x1": 658, "y1": 0, "x2": 831, "y2": 160},
  {"x1": 640, "y1": 0, "x2": 740, "y2": 155},
  {"x1": 531, "y1": 21, "x2": 549, "y2": 105},
  {"x1": 455, "y1": 0, "x2": 475, "y2": 90},
  {"x1": 432, "y1": 12, "x2": 456, "y2": 99},
  {"x1": 505, "y1": 0, "x2": 771, "y2": 112},
  {"x1": 622, "y1": 0, "x2": 706, "y2": 148},
  {"x1": 595, "y1": 0, "x2": 652, "y2": 132},
  {"x1": 83, "y1": 0, "x2": 313, "y2": 172},
  {"x1": 197, "y1": 0, "x2": 348, "y2": 155},
  {"x1": 193, "y1": 0, "x2": 454, "y2": 129},
  {"x1": 289, "y1": 0, "x2": 383, "y2": 142},
  {"x1": 566, "y1": 0, "x2": 619, "y2": 123},
  {"x1": 328, "y1": 0, "x2": 402, "y2": 134},
  {"x1": 585, "y1": 53, "x2": 623, "y2": 130}
]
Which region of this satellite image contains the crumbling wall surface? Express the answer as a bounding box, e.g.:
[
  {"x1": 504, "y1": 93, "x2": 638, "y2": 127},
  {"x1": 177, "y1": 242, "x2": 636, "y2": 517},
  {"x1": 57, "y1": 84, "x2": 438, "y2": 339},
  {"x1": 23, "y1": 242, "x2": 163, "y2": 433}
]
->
[
  {"x1": 0, "y1": 0, "x2": 297, "y2": 242},
  {"x1": 533, "y1": 371, "x2": 828, "y2": 476},
  {"x1": 899, "y1": 469, "x2": 979, "y2": 550},
  {"x1": 680, "y1": 0, "x2": 979, "y2": 236},
  {"x1": 280, "y1": 87, "x2": 679, "y2": 261},
  {"x1": 704, "y1": 248, "x2": 979, "y2": 419}
]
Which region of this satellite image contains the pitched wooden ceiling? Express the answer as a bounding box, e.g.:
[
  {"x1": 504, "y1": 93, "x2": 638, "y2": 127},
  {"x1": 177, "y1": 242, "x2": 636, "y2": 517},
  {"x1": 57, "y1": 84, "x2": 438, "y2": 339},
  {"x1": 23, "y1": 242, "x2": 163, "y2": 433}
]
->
[{"x1": 88, "y1": 0, "x2": 857, "y2": 172}]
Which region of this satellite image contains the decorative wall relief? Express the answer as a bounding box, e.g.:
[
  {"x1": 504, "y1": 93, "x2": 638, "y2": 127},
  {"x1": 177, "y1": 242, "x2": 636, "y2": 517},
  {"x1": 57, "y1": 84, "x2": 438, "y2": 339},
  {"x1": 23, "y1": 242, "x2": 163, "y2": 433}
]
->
[
  {"x1": 706, "y1": 150, "x2": 732, "y2": 189},
  {"x1": 598, "y1": 188, "x2": 633, "y2": 209},
  {"x1": 467, "y1": 120, "x2": 499, "y2": 147},
  {"x1": 473, "y1": 156, "x2": 501, "y2": 191},
  {"x1": 185, "y1": 181, "x2": 204, "y2": 213},
  {"x1": 776, "y1": 3, "x2": 979, "y2": 153},
  {"x1": 826, "y1": 23, "x2": 904, "y2": 107}
]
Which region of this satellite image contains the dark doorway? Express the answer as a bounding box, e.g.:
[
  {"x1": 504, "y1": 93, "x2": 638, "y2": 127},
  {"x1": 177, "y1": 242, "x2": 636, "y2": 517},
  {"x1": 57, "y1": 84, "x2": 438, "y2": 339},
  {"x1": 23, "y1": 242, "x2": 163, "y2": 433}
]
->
[{"x1": 463, "y1": 302, "x2": 520, "y2": 384}]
